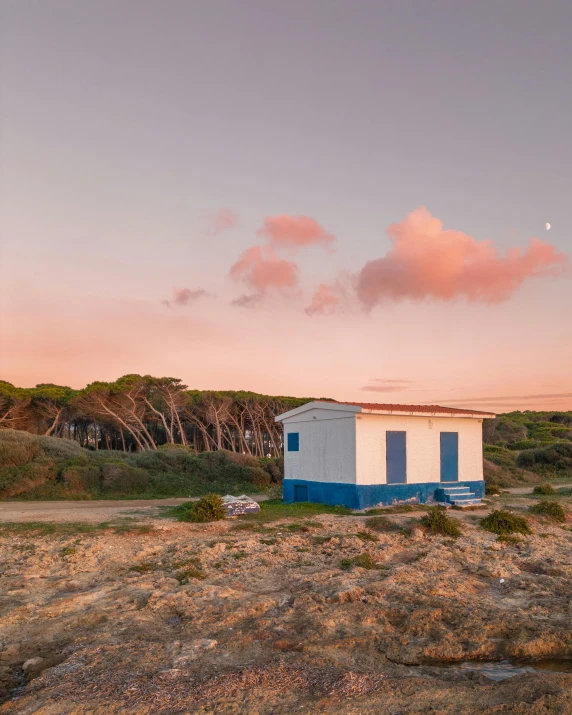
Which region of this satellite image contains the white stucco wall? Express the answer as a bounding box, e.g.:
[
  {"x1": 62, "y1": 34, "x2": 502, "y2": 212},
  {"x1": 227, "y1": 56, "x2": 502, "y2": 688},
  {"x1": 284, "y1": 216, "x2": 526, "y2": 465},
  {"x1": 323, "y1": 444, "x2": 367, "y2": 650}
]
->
[
  {"x1": 355, "y1": 414, "x2": 484, "y2": 485},
  {"x1": 282, "y1": 408, "x2": 356, "y2": 484}
]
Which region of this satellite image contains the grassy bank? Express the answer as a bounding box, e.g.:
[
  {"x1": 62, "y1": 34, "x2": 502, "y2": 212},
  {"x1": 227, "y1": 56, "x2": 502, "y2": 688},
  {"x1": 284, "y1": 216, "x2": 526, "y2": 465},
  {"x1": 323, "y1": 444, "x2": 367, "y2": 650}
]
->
[{"x1": 0, "y1": 429, "x2": 282, "y2": 500}]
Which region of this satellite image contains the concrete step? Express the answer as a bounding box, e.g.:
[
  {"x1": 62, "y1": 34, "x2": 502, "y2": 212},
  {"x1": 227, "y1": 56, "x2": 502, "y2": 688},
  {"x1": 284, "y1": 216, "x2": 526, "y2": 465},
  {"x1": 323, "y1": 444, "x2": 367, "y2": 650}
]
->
[
  {"x1": 450, "y1": 499, "x2": 483, "y2": 508},
  {"x1": 434, "y1": 485, "x2": 483, "y2": 507}
]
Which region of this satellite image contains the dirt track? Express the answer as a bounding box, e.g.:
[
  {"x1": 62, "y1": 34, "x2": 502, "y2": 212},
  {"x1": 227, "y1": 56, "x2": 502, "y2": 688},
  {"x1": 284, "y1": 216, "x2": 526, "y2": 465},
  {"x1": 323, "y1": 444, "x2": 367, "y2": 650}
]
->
[
  {"x1": 0, "y1": 496, "x2": 270, "y2": 523},
  {"x1": 1, "y1": 486, "x2": 569, "y2": 524}
]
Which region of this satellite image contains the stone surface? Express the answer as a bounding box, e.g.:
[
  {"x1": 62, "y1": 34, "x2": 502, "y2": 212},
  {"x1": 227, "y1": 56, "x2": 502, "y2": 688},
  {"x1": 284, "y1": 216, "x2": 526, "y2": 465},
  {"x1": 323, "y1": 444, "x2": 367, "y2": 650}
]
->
[{"x1": 0, "y1": 503, "x2": 570, "y2": 713}]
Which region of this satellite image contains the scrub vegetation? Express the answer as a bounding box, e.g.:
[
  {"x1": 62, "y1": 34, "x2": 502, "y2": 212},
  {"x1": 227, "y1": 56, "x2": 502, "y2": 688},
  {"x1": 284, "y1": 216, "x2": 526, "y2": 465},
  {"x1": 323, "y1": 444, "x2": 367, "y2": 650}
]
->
[
  {"x1": 483, "y1": 411, "x2": 572, "y2": 488},
  {"x1": 173, "y1": 494, "x2": 227, "y2": 523},
  {"x1": 420, "y1": 507, "x2": 462, "y2": 537},
  {"x1": 529, "y1": 500, "x2": 567, "y2": 523},
  {"x1": 480, "y1": 510, "x2": 532, "y2": 536},
  {"x1": 0, "y1": 429, "x2": 282, "y2": 500}
]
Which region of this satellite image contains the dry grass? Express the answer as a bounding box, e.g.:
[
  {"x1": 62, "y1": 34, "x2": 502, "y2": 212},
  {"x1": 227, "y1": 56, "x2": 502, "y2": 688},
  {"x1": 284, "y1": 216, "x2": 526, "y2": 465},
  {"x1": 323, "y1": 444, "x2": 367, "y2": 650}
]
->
[{"x1": 29, "y1": 652, "x2": 385, "y2": 711}]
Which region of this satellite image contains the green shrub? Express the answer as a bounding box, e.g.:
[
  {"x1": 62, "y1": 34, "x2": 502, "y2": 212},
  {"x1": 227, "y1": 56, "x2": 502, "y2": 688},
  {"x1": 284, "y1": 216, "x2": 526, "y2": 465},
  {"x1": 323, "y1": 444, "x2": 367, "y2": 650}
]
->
[
  {"x1": 341, "y1": 552, "x2": 378, "y2": 570},
  {"x1": 176, "y1": 565, "x2": 205, "y2": 583},
  {"x1": 38, "y1": 435, "x2": 85, "y2": 460},
  {"x1": 101, "y1": 462, "x2": 150, "y2": 493},
  {"x1": 250, "y1": 467, "x2": 271, "y2": 488},
  {"x1": 529, "y1": 501, "x2": 566, "y2": 523},
  {"x1": 260, "y1": 456, "x2": 284, "y2": 484},
  {"x1": 533, "y1": 483, "x2": 556, "y2": 495},
  {"x1": 61, "y1": 465, "x2": 101, "y2": 492},
  {"x1": 507, "y1": 440, "x2": 542, "y2": 451},
  {"x1": 365, "y1": 516, "x2": 402, "y2": 533},
  {"x1": 420, "y1": 507, "x2": 462, "y2": 538},
  {"x1": 485, "y1": 484, "x2": 501, "y2": 495},
  {"x1": 177, "y1": 494, "x2": 226, "y2": 523},
  {"x1": 480, "y1": 510, "x2": 531, "y2": 536},
  {"x1": 483, "y1": 446, "x2": 518, "y2": 469},
  {"x1": 0, "y1": 462, "x2": 53, "y2": 498},
  {"x1": 516, "y1": 443, "x2": 572, "y2": 472},
  {"x1": 0, "y1": 430, "x2": 42, "y2": 466}
]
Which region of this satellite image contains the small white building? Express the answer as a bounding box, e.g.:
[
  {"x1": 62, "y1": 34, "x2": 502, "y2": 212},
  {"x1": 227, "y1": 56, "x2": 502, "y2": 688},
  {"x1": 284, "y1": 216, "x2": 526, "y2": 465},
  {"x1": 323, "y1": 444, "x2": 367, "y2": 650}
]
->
[{"x1": 275, "y1": 401, "x2": 495, "y2": 509}]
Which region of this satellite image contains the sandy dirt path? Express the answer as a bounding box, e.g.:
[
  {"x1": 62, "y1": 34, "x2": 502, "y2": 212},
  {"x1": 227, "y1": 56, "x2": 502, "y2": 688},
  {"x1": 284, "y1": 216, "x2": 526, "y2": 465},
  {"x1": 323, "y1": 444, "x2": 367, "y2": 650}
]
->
[
  {"x1": 0, "y1": 496, "x2": 269, "y2": 523},
  {"x1": 0, "y1": 485, "x2": 569, "y2": 524}
]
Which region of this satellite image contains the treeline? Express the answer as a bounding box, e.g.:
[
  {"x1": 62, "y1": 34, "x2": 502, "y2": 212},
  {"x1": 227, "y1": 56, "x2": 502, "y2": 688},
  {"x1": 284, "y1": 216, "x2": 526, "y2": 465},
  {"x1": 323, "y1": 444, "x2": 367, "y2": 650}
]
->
[{"x1": 0, "y1": 375, "x2": 314, "y2": 456}]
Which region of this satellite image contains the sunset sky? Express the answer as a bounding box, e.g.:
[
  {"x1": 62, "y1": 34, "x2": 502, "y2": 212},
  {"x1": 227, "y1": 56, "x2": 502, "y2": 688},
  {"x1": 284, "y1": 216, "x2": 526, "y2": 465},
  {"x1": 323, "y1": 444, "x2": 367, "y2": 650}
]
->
[{"x1": 1, "y1": 1, "x2": 571, "y2": 412}]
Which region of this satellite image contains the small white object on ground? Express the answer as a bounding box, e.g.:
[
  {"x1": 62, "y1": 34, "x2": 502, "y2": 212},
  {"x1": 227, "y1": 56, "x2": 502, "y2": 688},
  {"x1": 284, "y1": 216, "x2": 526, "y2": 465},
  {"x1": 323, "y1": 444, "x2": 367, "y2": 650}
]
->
[
  {"x1": 222, "y1": 494, "x2": 260, "y2": 516},
  {"x1": 22, "y1": 657, "x2": 44, "y2": 672},
  {"x1": 500, "y1": 578, "x2": 505, "y2": 584}
]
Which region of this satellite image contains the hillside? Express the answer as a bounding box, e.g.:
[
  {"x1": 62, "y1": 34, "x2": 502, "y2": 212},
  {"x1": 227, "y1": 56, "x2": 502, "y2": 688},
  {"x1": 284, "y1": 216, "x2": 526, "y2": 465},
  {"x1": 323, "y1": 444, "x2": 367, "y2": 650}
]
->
[
  {"x1": 482, "y1": 411, "x2": 572, "y2": 488},
  {"x1": 0, "y1": 429, "x2": 282, "y2": 500}
]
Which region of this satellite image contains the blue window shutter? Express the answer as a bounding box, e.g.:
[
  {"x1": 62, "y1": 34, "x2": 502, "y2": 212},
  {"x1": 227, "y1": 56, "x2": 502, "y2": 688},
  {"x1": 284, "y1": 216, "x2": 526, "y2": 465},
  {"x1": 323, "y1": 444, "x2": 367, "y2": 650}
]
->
[
  {"x1": 287, "y1": 432, "x2": 299, "y2": 452},
  {"x1": 386, "y1": 431, "x2": 407, "y2": 484},
  {"x1": 440, "y1": 432, "x2": 459, "y2": 482}
]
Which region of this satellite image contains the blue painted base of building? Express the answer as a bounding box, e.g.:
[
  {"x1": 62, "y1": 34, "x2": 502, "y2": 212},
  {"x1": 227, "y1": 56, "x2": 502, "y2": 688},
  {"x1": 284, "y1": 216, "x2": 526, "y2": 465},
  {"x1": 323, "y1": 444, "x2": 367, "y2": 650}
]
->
[{"x1": 282, "y1": 479, "x2": 485, "y2": 510}]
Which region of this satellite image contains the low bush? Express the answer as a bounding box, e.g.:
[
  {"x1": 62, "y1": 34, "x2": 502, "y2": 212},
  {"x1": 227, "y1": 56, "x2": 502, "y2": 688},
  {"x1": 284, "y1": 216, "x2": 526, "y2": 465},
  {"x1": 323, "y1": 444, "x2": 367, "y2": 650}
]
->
[
  {"x1": 533, "y1": 483, "x2": 556, "y2": 495},
  {"x1": 480, "y1": 510, "x2": 532, "y2": 536},
  {"x1": 529, "y1": 501, "x2": 566, "y2": 523},
  {"x1": 516, "y1": 442, "x2": 572, "y2": 473},
  {"x1": 365, "y1": 516, "x2": 402, "y2": 533},
  {"x1": 420, "y1": 507, "x2": 462, "y2": 538},
  {"x1": 101, "y1": 462, "x2": 149, "y2": 493},
  {"x1": 61, "y1": 465, "x2": 101, "y2": 492},
  {"x1": 176, "y1": 494, "x2": 226, "y2": 523},
  {"x1": 341, "y1": 552, "x2": 378, "y2": 570},
  {"x1": 485, "y1": 484, "x2": 501, "y2": 495}
]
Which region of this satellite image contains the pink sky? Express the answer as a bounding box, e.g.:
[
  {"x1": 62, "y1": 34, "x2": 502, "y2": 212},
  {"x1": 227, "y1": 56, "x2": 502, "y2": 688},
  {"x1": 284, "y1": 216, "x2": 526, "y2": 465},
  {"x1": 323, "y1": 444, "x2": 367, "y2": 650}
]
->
[
  {"x1": 2, "y1": 2, "x2": 572, "y2": 414},
  {"x1": 2, "y1": 206, "x2": 570, "y2": 413}
]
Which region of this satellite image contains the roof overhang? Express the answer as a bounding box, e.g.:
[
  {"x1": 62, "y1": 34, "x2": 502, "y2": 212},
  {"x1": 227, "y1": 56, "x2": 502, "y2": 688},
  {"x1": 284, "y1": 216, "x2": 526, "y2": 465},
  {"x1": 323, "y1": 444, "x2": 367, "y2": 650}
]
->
[
  {"x1": 275, "y1": 401, "x2": 360, "y2": 422},
  {"x1": 275, "y1": 401, "x2": 496, "y2": 422}
]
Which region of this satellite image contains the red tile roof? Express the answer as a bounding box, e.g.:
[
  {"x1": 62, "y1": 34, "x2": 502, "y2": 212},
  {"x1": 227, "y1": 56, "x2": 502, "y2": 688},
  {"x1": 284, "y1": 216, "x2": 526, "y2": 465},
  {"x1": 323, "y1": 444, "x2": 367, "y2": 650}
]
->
[{"x1": 340, "y1": 402, "x2": 495, "y2": 417}]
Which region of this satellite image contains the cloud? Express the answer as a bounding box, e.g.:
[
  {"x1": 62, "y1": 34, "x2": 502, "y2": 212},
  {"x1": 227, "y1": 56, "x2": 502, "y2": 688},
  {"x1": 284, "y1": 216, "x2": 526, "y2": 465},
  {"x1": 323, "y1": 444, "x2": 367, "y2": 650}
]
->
[
  {"x1": 205, "y1": 208, "x2": 239, "y2": 236},
  {"x1": 163, "y1": 287, "x2": 209, "y2": 307},
  {"x1": 356, "y1": 206, "x2": 568, "y2": 309},
  {"x1": 229, "y1": 245, "x2": 299, "y2": 294},
  {"x1": 360, "y1": 379, "x2": 415, "y2": 393},
  {"x1": 360, "y1": 379, "x2": 415, "y2": 392},
  {"x1": 305, "y1": 284, "x2": 340, "y2": 316},
  {"x1": 433, "y1": 392, "x2": 572, "y2": 404},
  {"x1": 257, "y1": 215, "x2": 335, "y2": 250},
  {"x1": 305, "y1": 272, "x2": 355, "y2": 316},
  {"x1": 369, "y1": 379, "x2": 415, "y2": 385},
  {"x1": 359, "y1": 385, "x2": 408, "y2": 393},
  {"x1": 231, "y1": 293, "x2": 263, "y2": 308}
]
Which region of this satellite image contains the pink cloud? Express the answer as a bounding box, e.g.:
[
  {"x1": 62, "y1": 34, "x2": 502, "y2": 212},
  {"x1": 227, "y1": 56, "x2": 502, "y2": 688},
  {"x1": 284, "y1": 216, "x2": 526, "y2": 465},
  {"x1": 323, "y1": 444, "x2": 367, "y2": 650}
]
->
[
  {"x1": 230, "y1": 245, "x2": 299, "y2": 294},
  {"x1": 257, "y1": 215, "x2": 335, "y2": 250},
  {"x1": 356, "y1": 207, "x2": 568, "y2": 308},
  {"x1": 305, "y1": 272, "x2": 354, "y2": 316},
  {"x1": 305, "y1": 284, "x2": 341, "y2": 316},
  {"x1": 205, "y1": 208, "x2": 239, "y2": 236},
  {"x1": 163, "y1": 287, "x2": 209, "y2": 307}
]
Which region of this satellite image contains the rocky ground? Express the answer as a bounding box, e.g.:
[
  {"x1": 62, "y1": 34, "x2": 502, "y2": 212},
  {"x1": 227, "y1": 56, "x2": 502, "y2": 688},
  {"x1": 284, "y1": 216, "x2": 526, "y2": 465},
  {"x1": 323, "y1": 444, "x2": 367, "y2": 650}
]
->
[{"x1": 0, "y1": 497, "x2": 571, "y2": 714}]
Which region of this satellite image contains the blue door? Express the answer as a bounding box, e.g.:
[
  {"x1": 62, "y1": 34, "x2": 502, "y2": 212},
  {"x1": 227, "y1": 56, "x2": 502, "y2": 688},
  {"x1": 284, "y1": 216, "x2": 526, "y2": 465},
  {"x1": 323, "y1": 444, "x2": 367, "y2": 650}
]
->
[
  {"x1": 386, "y1": 431, "x2": 407, "y2": 484},
  {"x1": 440, "y1": 432, "x2": 459, "y2": 482},
  {"x1": 294, "y1": 484, "x2": 308, "y2": 502}
]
